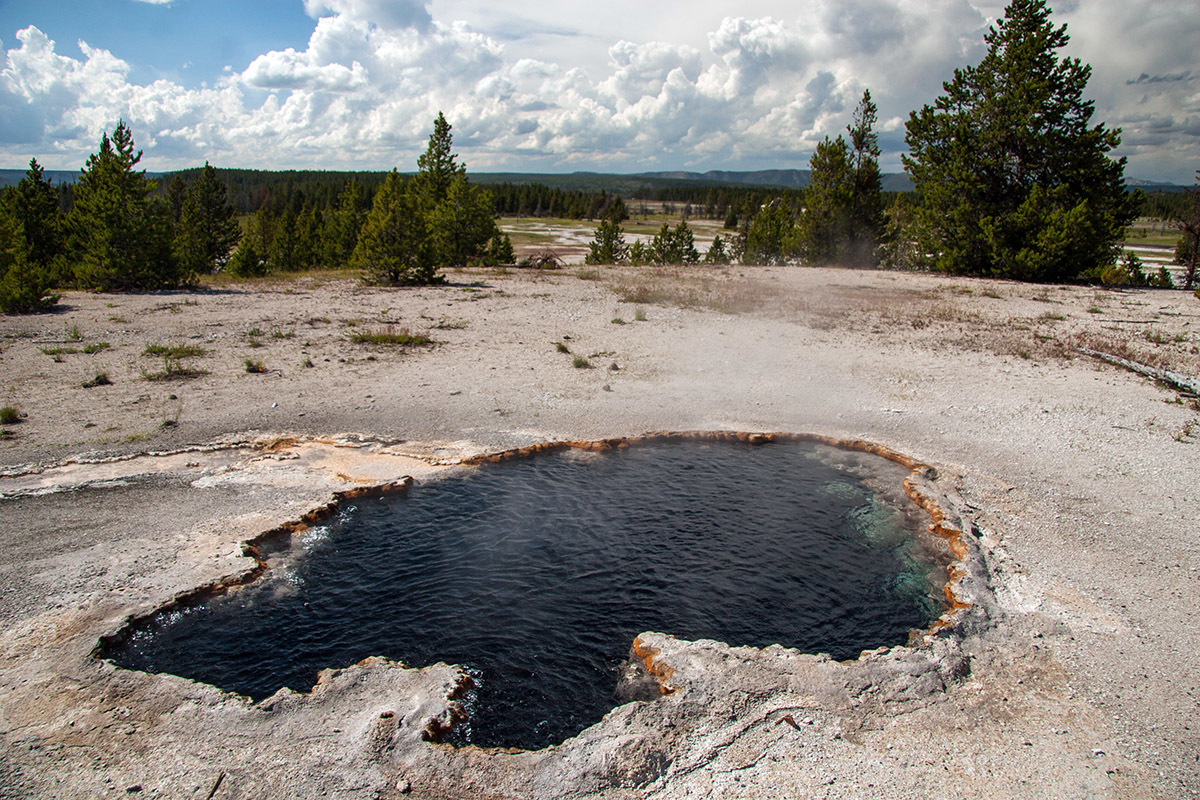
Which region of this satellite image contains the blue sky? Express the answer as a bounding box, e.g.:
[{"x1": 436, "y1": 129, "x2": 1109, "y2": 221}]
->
[{"x1": 1, "y1": 0, "x2": 1197, "y2": 182}]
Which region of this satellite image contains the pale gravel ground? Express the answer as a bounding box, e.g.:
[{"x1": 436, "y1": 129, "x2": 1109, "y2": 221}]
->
[{"x1": 0, "y1": 266, "x2": 1198, "y2": 799}]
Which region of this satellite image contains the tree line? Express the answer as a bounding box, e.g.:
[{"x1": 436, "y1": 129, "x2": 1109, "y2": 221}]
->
[{"x1": 4, "y1": 0, "x2": 1198, "y2": 313}]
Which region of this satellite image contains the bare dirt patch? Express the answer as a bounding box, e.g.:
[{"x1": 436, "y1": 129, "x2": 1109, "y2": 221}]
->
[{"x1": 1, "y1": 266, "x2": 1198, "y2": 799}]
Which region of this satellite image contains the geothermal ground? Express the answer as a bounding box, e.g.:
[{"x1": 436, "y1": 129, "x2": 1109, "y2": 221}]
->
[{"x1": 1, "y1": 266, "x2": 1198, "y2": 799}]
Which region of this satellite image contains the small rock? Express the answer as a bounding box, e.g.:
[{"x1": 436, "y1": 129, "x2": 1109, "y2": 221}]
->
[{"x1": 397, "y1": 778, "x2": 411, "y2": 794}]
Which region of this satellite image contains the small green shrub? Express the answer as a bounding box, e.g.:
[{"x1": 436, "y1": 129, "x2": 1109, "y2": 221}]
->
[
  {"x1": 0, "y1": 406, "x2": 21, "y2": 425},
  {"x1": 82, "y1": 342, "x2": 110, "y2": 354},
  {"x1": 143, "y1": 344, "x2": 205, "y2": 359},
  {"x1": 244, "y1": 359, "x2": 266, "y2": 373},
  {"x1": 82, "y1": 372, "x2": 112, "y2": 388},
  {"x1": 555, "y1": 341, "x2": 571, "y2": 354},
  {"x1": 143, "y1": 359, "x2": 207, "y2": 381},
  {"x1": 634, "y1": 307, "x2": 647, "y2": 321},
  {"x1": 611, "y1": 317, "x2": 626, "y2": 325},
  {"x1": 350, "y1": 327, "x2": 432, "y2": 346},
  {"x1": 572, "y1": 356, "x2": 591, "y2": 369},
  {"x1": 41, "y1": 347, "x2": 78, "y2": 356}
]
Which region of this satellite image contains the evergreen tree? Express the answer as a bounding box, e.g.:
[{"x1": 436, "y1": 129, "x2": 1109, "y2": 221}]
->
[
  {"x1": 357, "y1": 114, "x2": 496, "y2": 285},
  {"x1": 794, "y1": 136, "x2": 854, "y2": 264},
  {"x1": 704, "y1": 234, "x2": 730, "y2": 265},
  {"x1": 352, "y1": 171, "x2": 427, "y2": 285},
  {"x1": 70, "y1": 121, "x2": 178, "y2": 290},
  {"x1": 1173, "y1": 170, "x2": 1199, "y2": 290},
  {"x1": 585, "y1": 219, "x2": 628, "y2": 264},
  {"x1": 903, "y1": 0, "x2": 1138, "y2": 281},
  {"x1": 3, "y1": 159, "x2": 65, "y2": 284},
  {"x1": 845, "y1": 90, "x2": 886, "y2": 262},
  {"x1": 649, "y1": 221, "x2": 700, "y2": 265},
  {"x1": 0, "y1": 207, "x2": 59, "y2": 313},
  {"x1": 269, "y1": 209, "x2": 302, "y2": 272},
  {"x1": 744, "y1": 199, "x2": 794, "y2": 265},
  {"x1": 428, "y1": 171, "x2": 497, "y2": 269},
  {"x1": 174, "y1": 163, "x2": 242, "y2": 279},
  {"x1": 485, "y1": 233, "x2": 515, "y2": 266},
  {"x1": 323, "y1": 180, "x2": 366, "y2": 267}
]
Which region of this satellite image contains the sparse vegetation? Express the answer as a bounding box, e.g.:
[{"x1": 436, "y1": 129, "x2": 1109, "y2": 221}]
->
[
  {"x1": 82, "y1": 342, "x2": 110, "y2": 354},
  {"x1": 143, "y1": 344, "x2": 205, "y2": 359},
  {"x1": 350, "y1": 326, "x2": 432, "y2": 346},
  {"x1": 0, "y1": 405, "x2": 21, "y2": 425},
  {"x1": 572, "y1": 356, "x2": 591, "y2": 369},
  {"x1": 555, "y1": 341, "x2": 571, "y2": 354},
  {"x1": 41, "y1": 347, "x2": 78, "y2": 356},
  {"x1": 143, "y1": 359, "x2": 208, "y2": 381},
  {"x1": 244, "y1": 359, "x2": 266, "y2": 373},
  {"x1": 82, "y1": 372, "x2": 112, "y2": 388}
]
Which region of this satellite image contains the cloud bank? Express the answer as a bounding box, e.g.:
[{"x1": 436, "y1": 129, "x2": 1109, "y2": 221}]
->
[{"x1": 1, "y1": 0, "x2": 1196, "y2": 182}]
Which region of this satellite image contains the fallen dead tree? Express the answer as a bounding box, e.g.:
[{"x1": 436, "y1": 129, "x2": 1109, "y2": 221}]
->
[{"x1": 1078, "y1": 347, "x2": 1200, "y2": 396}]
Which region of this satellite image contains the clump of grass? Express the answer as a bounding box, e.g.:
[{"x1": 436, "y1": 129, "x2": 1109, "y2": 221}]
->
[
  {"x1": 634, "y1": 307, "x2": 647, "y2": 322},
  {"x1": 555, "y1": 341, "x2": 571, "y2": 354},
  {"x1": 82, "y1": 372, "x2": 112, "y2": 388},
  {"x1": 981, "y1": 290, "x2": 1004, "y2": 299},
  {"x1": 1086, "y1": 306, "x2": 1103, "y2": 314},
  {"x1": 572, "y1": 356, "x2": 592, "y2": 369},
  {"x1": 1038, "y1": 312, "x2": 1066, "y2": 322},
  {"x1": 271, "y1": 329, "x2": 295, "y2": 340},
  {"x1": 143, "y1": 344, "x2": 206, "y2": 359},
  {"x1": 247, "y1": 327, "x2": 263, "y2": 337},
  {"x1": 0, "y1": 406, "x2": 21, "y2": 425},
  {"x1": 244, "y1": 359, "x2": 266, "y2": 373},
  {"x1": 350, "y1": 326, "x2": 432, "y2": 346},
  {"x1": 67, "y1": 324, "x2": 83, "y2": 341},
  {"x1": 577, "y1": 269, "x2": 601, "y2": 281},
  {"x1": 82, "y1": 342, "x2": 110, "y2": 354},
  {"x1": 41, "y1": 347, "x2": 78, "y2": 356},
  {"x1": 143, "y1": 359, "x2": 208, "y2": 382},
  {"x1": 430, "y1": 318, "x2": 469, "y2": 330},
  {"x1": 611, "y1": 317, "x2": 626, "y2": 325}
]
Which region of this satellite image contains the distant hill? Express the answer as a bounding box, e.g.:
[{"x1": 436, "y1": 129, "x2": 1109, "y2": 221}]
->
[
  {"x1": 638, "y1": 168, "x2": 915, "y2": 192},
  {"x1": 0, "y1": 166, "x2": 1180, "y2": 194},
  {"x1": 0, "y1": 168, "x2": 81, "y2": 188}
]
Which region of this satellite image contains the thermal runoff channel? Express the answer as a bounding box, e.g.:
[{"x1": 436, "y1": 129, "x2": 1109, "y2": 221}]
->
[{"x1": 110, "y1": 439, "x2": 945, "y2": 750}]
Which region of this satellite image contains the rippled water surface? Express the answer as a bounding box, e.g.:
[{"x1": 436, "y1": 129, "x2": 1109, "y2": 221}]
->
[{"x1": 110, "y1": 439, "x2": 942, "y2": 750}]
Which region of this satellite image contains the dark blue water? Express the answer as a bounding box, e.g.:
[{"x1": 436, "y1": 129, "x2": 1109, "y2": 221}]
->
[{"x1": 108, "y1": 439, "x2": 941, "y2": 750}]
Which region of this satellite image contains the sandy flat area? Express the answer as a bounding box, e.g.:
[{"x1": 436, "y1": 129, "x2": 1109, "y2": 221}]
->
[{"x1": 0, "y1": 266, "x2": 1197, "y2": 799}]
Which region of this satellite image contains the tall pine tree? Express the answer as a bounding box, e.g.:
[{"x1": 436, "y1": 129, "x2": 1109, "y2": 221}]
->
[
  {"x1": 174, "y1": 163, "x2": 241, "y2": 279},
  {"x1": 70, "y1": 121, "x2": 178, "y2": 291},
  {"x1": 356, "y1": 113, "x2": 497, "y2": 285},
  {"x1": 903, "y1": 0, "x2": 1138, "y2": 282}
]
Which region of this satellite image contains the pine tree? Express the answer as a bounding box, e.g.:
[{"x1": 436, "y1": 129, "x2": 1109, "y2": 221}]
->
[
  {"x1": 794, "y1": 136, "x2": 854, "y2": 264},
  {"x1": 1173, "y1": 170, "x2": 1199, "y2": 290},
  {"x1": 70, "y1": 121, "x2": 178, "y2": 290},
  {"x1": 0, "y1": 206, "x2": 59, "y2": 313},
  {"x1": 357, "y1": 114, "x2": 496, "y2": 285},
  {"x1": 585, "y1": 219, "x2": 628, "y2": 264},
  {"x1": 846, "y1": 90, "x2": 886, "y2": 262},
  {"x1": 352, "y1": 171, "x2": 427, "y2": 285},
  {"x1": 174, "y1": 163, "x2": 242, "y2": 279},
  {"x1": 485, "y1": 233, "x2": 515, "y2": 266},
  {"x1": 3, "y1": 159, "x2": 65, "y2": 284},
  {"x1": 744, "y1": 199, "x2": 794, "y2": 265},
  {"x1": 323, "y1": 180, "x2": 366, "y2": 267},
  {"x1": 704, "y1": 234, "x2": 730, "y2": 265},
  {"x1": 903, "y1": 0, "x2": 1138, "y2": 282}
]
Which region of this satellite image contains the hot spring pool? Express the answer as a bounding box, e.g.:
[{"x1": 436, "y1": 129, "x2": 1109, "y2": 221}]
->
[{"x1": 106, "y1": 438, "x2": 946, "y2": 750}]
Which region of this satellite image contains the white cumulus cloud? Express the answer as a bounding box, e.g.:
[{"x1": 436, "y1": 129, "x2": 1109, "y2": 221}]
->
[{"x1": 0, "y1": 0, "x2": 1197, "y2": 182}]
